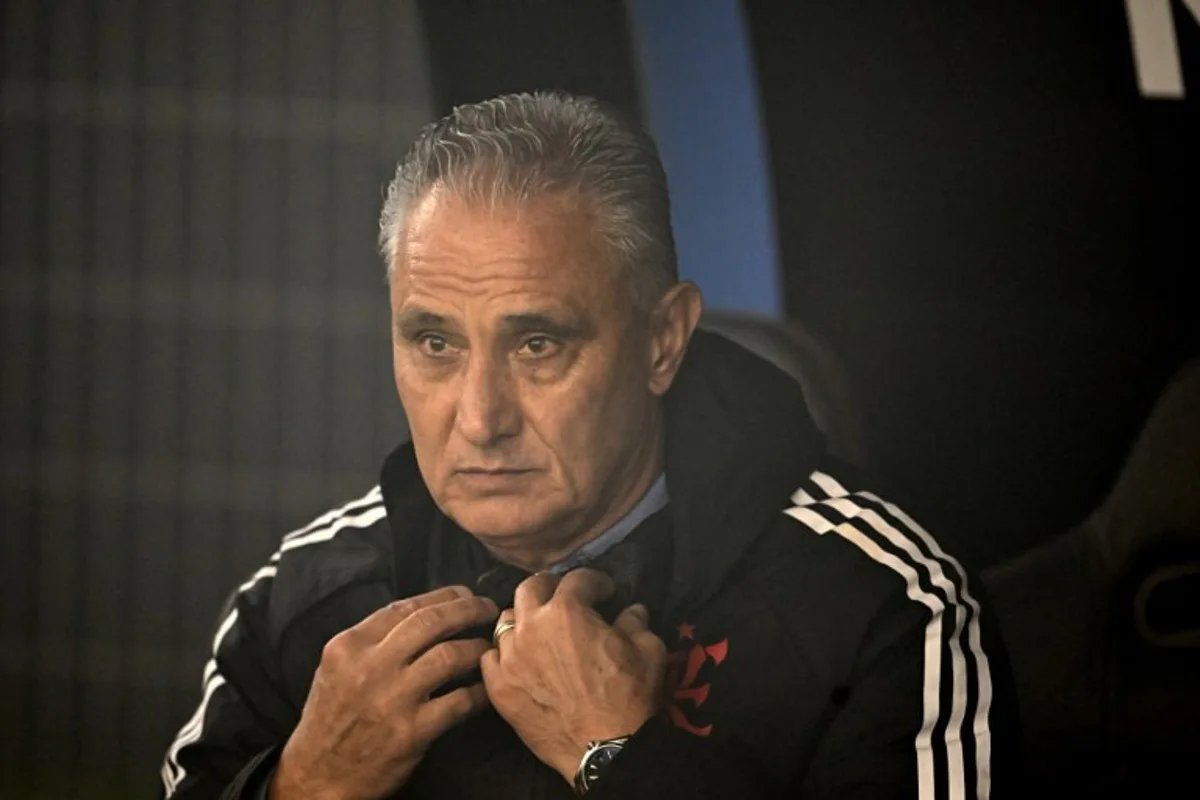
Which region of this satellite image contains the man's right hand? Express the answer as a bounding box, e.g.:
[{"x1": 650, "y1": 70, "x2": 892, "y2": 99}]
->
[{"x1": 270, "y1": 585, "x2": 499, "y2": 800}]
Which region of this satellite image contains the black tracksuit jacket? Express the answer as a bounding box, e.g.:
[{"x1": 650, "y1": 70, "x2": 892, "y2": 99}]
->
[{"x1": 160, "y1": 330, "x2": 1018, "y2": 799}]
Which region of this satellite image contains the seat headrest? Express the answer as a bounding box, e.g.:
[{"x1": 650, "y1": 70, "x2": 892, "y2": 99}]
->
[
  {"x1": 698, "y1": 311, "x2": 870, "y2": 467},
  {"x1": 1091, "y1": 357, "x2": 1200, "y2": 583}
]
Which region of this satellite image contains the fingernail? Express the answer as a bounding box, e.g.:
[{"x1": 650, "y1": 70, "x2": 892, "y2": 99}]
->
[{"x1": 631, "y1": 603, "x2": 650, "y2": 622}]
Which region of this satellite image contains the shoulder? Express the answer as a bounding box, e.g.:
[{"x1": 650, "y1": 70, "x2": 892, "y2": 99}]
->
[
  {"x1": 770, "y1": 464, "x2": 977, "y2": 592},
  {"x1": 272, "y1": 485, "x2": 390, "y2": 571},
  {"x1": 258, "y1": 486, "x2": 394, "y2": 641},
  {"x1": 742, "y1": 463, "x2": 989, "y2": 665}
]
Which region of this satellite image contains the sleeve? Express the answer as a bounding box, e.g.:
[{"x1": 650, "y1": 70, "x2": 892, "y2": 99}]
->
[
  {"x1": 590, "y1": 591, "x2": 1017, "y2": 800},
  {"x1": 797, "y1": 586, "x2": 1018, "y2": 800},
  {"x1": 785, "y1": 474, "x2": 1019, "y2": 798},
  {"x1": 159, "y1": 561, "x2": 299, "y2": 800}
]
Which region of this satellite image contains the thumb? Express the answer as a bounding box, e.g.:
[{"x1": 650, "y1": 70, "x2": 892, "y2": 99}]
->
[{"x1": 613, "y1": 603, "x2": 651, "y2": 636}]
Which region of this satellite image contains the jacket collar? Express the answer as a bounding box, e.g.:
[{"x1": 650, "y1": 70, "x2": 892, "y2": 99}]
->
[{"x1": 658, "y1": 329, "x2": 825, "y2": 615}]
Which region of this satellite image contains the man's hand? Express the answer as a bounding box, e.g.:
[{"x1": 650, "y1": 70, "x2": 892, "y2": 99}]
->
[
  {"x1": 480, "y1": 569, "x2": 668, "y2": 785},
  {"x1": 270, "y1": 585, "x2": 499, "y2": 800}
]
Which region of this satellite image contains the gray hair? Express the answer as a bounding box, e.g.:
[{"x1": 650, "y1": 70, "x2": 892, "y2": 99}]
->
[{"x1": 379, "y1": 91, "x2": 678, "y2": 311}]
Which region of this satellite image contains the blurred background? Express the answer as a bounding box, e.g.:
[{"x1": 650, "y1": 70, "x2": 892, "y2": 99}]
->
[{"x1": 0, "y1": 1, "x2": 1196, "y2": 797}]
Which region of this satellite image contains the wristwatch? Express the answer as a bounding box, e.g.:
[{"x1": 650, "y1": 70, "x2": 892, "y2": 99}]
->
[{"x1": 573, "y1": 735, "x2": 631, "y2": 795}]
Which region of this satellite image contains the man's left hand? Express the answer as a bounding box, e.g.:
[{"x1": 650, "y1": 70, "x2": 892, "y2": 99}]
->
[{"x1": 480, "y1": 569, "x2": 668, "y2": 784}]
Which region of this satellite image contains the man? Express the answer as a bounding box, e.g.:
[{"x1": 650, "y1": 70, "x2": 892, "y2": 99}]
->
[{"x1": 161, "y1": 92, "x2": 1016, "y2": 799}]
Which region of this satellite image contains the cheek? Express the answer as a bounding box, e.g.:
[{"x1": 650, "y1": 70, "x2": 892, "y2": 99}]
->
[
  {"x1": 392, "y1": 347, "x2": 405, "y2": 396},
  {"x1": 525, "y1": 358, "x2": 642, "y2": 480},
  {"x1": 394, "y1": 361, "x2": 454, "y2": 465},
  {"x1": 393, "y1": 350, "x2": 417, "y2": 414}
]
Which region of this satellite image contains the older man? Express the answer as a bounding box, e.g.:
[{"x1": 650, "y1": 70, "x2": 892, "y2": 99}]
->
[{"x1": 161, "y1": 92, "x2": 1016, "y2": 799}]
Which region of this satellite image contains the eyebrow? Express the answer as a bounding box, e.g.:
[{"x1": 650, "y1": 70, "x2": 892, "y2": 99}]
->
[
  {"x1": 393, "y1": 308, "x2": 593, "y2": 340},
  {"x1": 393, "y1": 309, "x2": 454, "y2": 338},
  {"x1": 497, "y1": 311, "x2": 592, "y2": 340}
]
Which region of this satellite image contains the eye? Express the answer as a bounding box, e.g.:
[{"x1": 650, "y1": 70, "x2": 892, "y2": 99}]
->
[
  {"x1": 417, "y1": 333, "x2": 452, "y2": 357},
  {"x1": 517, "y1": 335, "x2": 560, "y2": 359}
]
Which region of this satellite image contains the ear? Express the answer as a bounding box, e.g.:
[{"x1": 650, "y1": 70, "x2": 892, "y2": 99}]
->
[{"x1": 647, "y1": 282, "x2": 703, "y2": 397}]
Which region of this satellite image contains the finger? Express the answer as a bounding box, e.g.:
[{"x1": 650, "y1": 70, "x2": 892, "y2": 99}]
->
[
  {"x1": 479, "y1": 647, "x2": 501, "y2": 689},
  {"x1": 414, "y1": 682, "x2": 490, "y2": 742},
  {"x1": 406, "y1": 638, "x2": 492, "y2": 696},
  {"x1": 613, "y1": 603, "x2": 651, "y2": 637},
  {"x1": 479, "y1": 648, "x2": 509, "y2": 703},
  {"x1": 350, "y1": 585, "x2": 474, "y2": 642},
  {"x1": 492, "y1": 609, "x2": 516, "y2": 653},
  {"x1": 631, "y1": 629, "x2": 669, "y2": 665},
  {"x1": 380, "y1": 595, "x2": 499, "y2": 660},
  {"x1": 513, "y1": 572, "x2": 559, "y2": 618},
  {"x1": 553, "y1": 568, "x2": 615, "y2": 609}
]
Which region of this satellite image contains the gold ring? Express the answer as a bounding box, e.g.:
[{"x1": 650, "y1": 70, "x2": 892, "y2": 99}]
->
[{"x1": 492, "y1": 619, "x2": 517, "y2": 646}]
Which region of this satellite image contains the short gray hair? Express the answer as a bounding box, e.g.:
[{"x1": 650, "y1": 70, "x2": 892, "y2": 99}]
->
[{"x1": 379, "y1": 91, "x2": 678, "y2": 311}]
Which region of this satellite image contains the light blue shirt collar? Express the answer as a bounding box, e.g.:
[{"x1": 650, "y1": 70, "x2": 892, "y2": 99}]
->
[{"x1": 545, "y1": 473, "x2": 669, "y2": 575}]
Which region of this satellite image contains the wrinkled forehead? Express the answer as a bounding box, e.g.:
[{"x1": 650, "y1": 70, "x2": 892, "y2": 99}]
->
[{"x1": 392, "y1": 187, "x2": 628, "y2": 311}]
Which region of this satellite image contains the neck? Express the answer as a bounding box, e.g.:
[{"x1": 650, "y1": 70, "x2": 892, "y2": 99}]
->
[{"x1": 484, "y1": 431, "x2": 665, "y2": 573}]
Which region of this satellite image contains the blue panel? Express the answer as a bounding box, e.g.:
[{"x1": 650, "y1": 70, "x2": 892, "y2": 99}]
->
[{"x1": 627, "y1": 0, "x2": 782, "y2": 317}]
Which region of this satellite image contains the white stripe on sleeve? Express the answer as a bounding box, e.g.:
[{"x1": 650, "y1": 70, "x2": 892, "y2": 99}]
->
[
  {"x1": 160, "y1": 486, "x2": 386, "y2": 797},
  {"x1": 785, "y1": 471, "x2": 993, "y2": 800}
]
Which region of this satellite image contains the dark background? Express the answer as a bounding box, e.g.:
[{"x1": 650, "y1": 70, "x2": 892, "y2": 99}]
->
[
  {"x1": 1, "y1": 1, "x2": 1196, "y2": 796},
  {"x1": 1, "y1": 2, "x2": 425, "y2": 795},
  {"x1": 746, "y1": 0, "x2": 1198, "y2": 566}
]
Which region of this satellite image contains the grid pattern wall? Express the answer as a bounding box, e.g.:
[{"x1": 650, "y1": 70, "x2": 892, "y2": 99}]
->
[{"x1": 0, "y1": 2, "x2": 429, "y2": 796}]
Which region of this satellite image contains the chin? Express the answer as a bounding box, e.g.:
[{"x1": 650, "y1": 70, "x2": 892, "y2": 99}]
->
[{"x1": 442, "y1": 495, "x2": 557, "y2": 544}]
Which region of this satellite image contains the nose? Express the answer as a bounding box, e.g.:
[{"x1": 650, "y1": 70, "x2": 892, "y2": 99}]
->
[{"x1": 454, "y1": 350, "x2": 521, "y2": 447}]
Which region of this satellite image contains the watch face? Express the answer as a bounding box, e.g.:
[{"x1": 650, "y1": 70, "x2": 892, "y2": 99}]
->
[
  {"x1": 586, "y1": 744, "x2": 619, "y2": 779},
  {"x1": 575, "y1": 739, "x2": 628, "y2": 795}
]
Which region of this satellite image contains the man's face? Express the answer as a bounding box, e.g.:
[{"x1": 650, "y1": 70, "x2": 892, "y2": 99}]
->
[{"x1": 389, "y1": 189, "x2": 671, "y2": 561}]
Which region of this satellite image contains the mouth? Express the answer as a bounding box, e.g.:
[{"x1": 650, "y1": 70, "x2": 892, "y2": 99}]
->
[
  {"x1": 454, "y1": 467, "x2": 538, "y2": 482},
  {"x1": 456, "y1": 467, "x2": 535, "y2": 476},
  {"x1": 452, "y1": 467, "x2": 536, "y2": 493}
]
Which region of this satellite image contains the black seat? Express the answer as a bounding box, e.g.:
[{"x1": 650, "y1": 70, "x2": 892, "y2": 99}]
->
[
  {"x1": 699, "y1": 310, "x2": 870, "y2": 468},
  {"x1": 982, "y1": 357, "x2": 1200, "y2": 795}
]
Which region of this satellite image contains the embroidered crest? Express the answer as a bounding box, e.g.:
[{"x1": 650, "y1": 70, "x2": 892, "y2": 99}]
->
[{"x1": 665, "y1": 623, "x2": 728, "y2": 737}]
